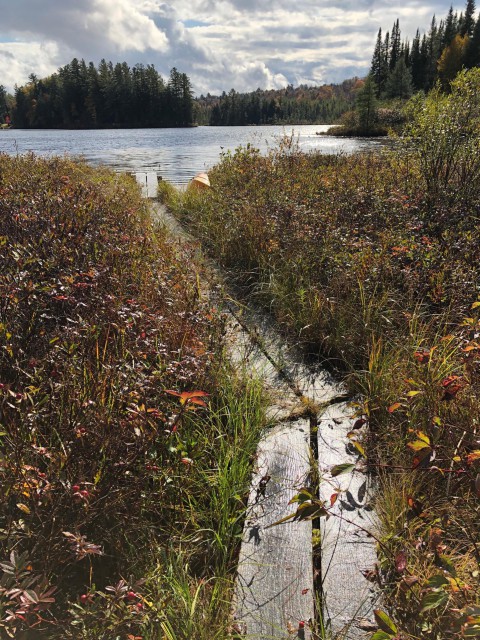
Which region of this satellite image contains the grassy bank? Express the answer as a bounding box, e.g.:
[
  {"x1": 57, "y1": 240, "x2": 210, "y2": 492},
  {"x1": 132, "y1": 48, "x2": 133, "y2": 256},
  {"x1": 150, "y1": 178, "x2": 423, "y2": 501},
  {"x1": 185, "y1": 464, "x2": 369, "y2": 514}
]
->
[
  {"x1": 0, "y1": 154, "x2": 266, "y2": 638},
  {"x1": 161, "y1": 70, "x2": 480, "y2": 639}
]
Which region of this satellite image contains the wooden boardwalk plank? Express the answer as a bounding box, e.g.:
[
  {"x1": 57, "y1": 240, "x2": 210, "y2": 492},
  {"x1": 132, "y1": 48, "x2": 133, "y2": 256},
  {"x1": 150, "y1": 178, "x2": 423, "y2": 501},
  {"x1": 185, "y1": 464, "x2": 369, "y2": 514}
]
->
[
  {"x1": 134, "y1": 172, "x2": 148, "y2": 198},
  {"x1": 235, "y1": 420, "x2": 314, "y2": 640},
  {"x1": 225, "y1": 315, "x2": 300, "y2": 421},
  {"x1": 146, "y1": 171, "x2": 158, "y2": 198},
  {"x1": 134, "y1": 171, "x2": 159, "y2": 198},
  {"x1": 228, "y1": 305, "x2": 345, "y2": 407},
  {"x1": 317, "y1": 403, "x2": 380, "y2": 639}
]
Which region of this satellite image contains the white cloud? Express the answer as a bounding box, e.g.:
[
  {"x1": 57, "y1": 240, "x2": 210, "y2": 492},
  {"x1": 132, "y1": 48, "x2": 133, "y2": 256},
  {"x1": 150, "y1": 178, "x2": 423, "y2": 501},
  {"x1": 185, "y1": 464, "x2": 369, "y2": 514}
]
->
[
  {"x1": 0, "y1": 41, "x2": 63, "y2": 90},
  {"x1": 0, "y1": 0, "x2": 467, "y2": 95},
  {"x1": 85, "y1": 0, "x2": 169, "y2": 53}
]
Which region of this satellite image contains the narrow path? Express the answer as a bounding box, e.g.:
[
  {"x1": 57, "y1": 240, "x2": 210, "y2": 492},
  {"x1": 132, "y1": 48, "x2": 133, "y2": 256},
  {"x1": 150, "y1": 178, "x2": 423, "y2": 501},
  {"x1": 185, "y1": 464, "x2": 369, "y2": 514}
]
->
[
  {"x1": 228, "y1": 308, "x2": 379, "y2": 640},
  {"x1": 144, "y1": 185, "x2": 380, "y2": 639}
]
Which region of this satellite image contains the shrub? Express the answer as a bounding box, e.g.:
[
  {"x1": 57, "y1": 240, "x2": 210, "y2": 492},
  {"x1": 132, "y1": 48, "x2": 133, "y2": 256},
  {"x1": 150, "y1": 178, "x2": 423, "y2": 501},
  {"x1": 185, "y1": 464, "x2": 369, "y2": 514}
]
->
[
  {"x1": 0, "y1": 154, "x2": 259, "y2": 637},
  {"x1": 163, "y1": 131, "x2": 480, "y2": 638},
  {"x1": 404, "y1": 67, "x2": 480, "y2": 226}
]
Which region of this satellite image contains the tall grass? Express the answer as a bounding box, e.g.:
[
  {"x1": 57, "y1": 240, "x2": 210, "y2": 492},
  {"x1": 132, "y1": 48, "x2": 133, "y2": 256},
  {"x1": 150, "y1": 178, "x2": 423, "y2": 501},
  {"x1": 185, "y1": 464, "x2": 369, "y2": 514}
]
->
[
  {"x1": 0, "y1": 154, "x2": 267, "y2": 638},
  {"x1": 160, "y1": 111, "x2": 480, "y2": 637}
]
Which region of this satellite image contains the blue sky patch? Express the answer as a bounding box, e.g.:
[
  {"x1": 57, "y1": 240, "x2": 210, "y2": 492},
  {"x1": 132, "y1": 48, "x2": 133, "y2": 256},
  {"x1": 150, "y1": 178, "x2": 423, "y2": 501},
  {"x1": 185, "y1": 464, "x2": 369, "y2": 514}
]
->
[{"x1": 181, "y1": 19, "x2": 210, "y2": 28}]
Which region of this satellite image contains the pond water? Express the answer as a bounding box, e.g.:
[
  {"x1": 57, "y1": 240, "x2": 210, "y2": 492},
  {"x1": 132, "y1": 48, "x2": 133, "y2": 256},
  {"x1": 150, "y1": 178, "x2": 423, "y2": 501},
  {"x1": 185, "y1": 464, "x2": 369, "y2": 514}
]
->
[{"x1": 0, "y1": 124, "x2": 384, "y2": 185}]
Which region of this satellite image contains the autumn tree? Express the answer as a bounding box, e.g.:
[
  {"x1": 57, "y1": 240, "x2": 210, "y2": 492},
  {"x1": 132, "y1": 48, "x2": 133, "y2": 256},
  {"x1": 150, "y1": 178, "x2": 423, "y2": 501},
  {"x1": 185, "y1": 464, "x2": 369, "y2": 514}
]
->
[{"x1": 438, "y1": 34, "x2": 469, "y2": 89}]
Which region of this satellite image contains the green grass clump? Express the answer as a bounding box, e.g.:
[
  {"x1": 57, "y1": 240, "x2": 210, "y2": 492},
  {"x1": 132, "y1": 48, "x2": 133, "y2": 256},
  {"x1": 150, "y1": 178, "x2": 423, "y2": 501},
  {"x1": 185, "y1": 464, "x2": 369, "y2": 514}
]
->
[
  {"x1": 0, "y1": 154, "x2": 266, "y2": 638},
  {"x1": 162, "y1": 83, "x2": 480, "y2": 637}
]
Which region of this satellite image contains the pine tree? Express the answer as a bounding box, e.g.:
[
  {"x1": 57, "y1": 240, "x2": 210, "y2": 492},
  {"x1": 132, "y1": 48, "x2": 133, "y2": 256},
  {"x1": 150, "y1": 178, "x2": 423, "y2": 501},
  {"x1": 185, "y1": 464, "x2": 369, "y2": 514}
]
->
[
  {"x1": 85, "y1": 62, "x2": 100, "y2": 126},
  {"x1": 426, "y1": 16, "x2": 443, "y2": 90},
  {"x1": 98, "y1": 59, "x2": 114, "y2": 125},
  {"x1": 461, "y1": 0, "x2": 476, "y2": 36},
  {"x1": 410, "y1": 30, "x2": 425, "y2": 90},
  {"x1": 420, "y1": 34, "x2": 430, "y2": 91},
  {"x1": 465, "y1": 13, "x2": 480, "y2": 67},
  {"x1": 443, "y1": 6, "x2": 457, "y2": 46},
  {"x1": 403, "y1": 42, "x2": 411, "y2": 67},
  {"x1": 385, "y1": 57, "x2": 414, "y2": 99},
  {"x1": 13, "y1": 86, "x2": 29, "y2": 127},
  {"x1": 356, "y1": 75, "x2": 377, "y2": 132},
  {"x1": 390, "y1": 19, "x2": 402, "y2": 71},
  {"x1": 371, "y1": 28, "x2": 384, "y2": 95},
  {"x1": 381, "y1": 31, "x2": 390, "y2": 95},
  {"x1": 180, "y1": 73, "x2": 193, "y2": 125}
]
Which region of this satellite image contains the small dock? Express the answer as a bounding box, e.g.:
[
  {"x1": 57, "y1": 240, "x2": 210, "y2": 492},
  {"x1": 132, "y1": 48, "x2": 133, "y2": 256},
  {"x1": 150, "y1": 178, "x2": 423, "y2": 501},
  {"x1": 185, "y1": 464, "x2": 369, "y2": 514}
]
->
[{"x1": 134, "y1": 171, "x2": 160, "y2": 198}]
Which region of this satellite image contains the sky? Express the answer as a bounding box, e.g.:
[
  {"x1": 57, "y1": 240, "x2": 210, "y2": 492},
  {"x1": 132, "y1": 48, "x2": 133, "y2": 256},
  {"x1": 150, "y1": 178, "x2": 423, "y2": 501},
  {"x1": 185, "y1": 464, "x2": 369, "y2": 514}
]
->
[{"x1": 0, "y1": 0, "x2": 462, "y2": 97}]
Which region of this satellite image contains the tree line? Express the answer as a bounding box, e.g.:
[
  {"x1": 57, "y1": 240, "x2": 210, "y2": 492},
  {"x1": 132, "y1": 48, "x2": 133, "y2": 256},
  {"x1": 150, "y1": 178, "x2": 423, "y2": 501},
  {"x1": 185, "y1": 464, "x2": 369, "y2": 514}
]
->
[
  {"x1": 195, "y1": 80, "x2": 358, "y2": 126},
  {"x1": 7, "y1": 59, "x2": 194, "y2": 128},
  {"x1": 370, "y1": 0, "x2": 480, "y2": 99},
  {"x1": 2, "y1": 69, "x2": 357, "y2": 128}
]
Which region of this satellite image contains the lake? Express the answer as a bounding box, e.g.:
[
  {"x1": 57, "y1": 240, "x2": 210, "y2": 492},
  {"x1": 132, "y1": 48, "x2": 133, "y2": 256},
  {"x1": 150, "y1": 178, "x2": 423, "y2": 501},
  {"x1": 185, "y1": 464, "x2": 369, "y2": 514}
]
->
[{"x1": 0, "y1": 125, "x2": 384, "y2": 185}]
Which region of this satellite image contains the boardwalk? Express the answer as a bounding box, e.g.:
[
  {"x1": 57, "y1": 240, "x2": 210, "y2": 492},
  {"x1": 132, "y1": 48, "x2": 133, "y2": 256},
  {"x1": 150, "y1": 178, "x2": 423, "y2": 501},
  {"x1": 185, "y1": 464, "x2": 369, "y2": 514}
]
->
[
  {"x1": 145, "y1": 191, "x2": 381, "y2": 639},
  {"x1": 134, "y1": 171, "x2": 160, "y2": 198}
]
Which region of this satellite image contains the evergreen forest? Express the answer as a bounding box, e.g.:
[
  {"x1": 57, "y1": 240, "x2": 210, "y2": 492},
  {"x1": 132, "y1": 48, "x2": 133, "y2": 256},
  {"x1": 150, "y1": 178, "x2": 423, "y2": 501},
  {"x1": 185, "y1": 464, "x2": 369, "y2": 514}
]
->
[
  {"x1": 195, "y1": 80, "x2": 359, "y2": 126},
  {"x1": 8, "y1": 60, "x2": 194, "y2": 128},
  {"x1": 1, "y1": 65, "x2": 359, "y2": 128},
  {"x1": 369, "y1": 0, "x2": 480, "y2": 98}
]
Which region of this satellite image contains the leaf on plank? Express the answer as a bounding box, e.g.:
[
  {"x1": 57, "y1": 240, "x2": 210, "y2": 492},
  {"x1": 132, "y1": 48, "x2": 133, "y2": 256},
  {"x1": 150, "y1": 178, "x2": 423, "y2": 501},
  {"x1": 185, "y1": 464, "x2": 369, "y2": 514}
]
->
[{"x1": 331, "y1": 463, "x2": 355, "y2": 477}]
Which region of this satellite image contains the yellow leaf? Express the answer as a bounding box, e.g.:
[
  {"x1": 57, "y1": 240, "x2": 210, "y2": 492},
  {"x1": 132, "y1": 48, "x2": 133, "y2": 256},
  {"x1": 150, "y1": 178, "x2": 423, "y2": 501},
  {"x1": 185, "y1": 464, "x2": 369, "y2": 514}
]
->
[
  {"x1": 448, "y1": 577, "x2": 461, "y2": 592},
  {"x1": 408, "y1": 440, "x2": 431, "y2": 452},
  {"x1": 17, "y1": 503, "x2": 30, "y2": 514},
  {"x1": 352, "y1": 439, "x2": 366, "y2": 457},
  {"x1": 416, "y1": 431, "x2": 430, "y2": 444}
]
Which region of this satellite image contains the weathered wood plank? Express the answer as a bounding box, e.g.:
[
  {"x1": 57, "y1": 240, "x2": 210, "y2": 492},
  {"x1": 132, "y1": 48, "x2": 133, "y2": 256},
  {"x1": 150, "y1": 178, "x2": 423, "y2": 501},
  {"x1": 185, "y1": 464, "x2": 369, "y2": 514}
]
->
[
  {"x1": 225, "y1": 315, "x2": 300, "y2": 421},
  {"x1": 235, "y1": 420, "x2": 315, "y2": 639},
  {"x1": 228, "y1": 305, "x2": 345, "y2": 407},
  {"x1": 146, "y1": 171, "x2": 158, "y2": 198},
  {"x1": 317, "y1": 403, "x2": 380, "y2": 639},
  {"x1": 134, "y1": 172, "x2": 148, "y2": 198},
  {"x1": 134, "y1": 171, "x2": 158, "y2": 198}
]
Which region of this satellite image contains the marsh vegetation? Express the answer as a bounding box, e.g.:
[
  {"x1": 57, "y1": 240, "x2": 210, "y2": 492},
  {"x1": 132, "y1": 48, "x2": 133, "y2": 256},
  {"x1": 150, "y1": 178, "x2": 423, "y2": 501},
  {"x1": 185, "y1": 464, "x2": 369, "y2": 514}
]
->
[
  {"x1": 0, "y1": 154, "x2": 267, "y2": 638},
  {"x1": 162, "y1": 68, "x2": 480, "y2": 639}
]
